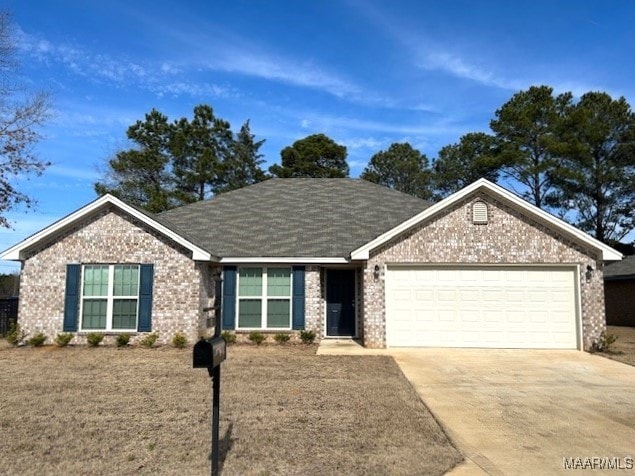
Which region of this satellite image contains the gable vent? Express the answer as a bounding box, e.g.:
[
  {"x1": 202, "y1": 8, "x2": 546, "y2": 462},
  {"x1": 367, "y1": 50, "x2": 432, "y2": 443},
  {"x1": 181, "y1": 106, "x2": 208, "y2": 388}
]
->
[{"x1": 472, "y1": 201, "x2": 488, "y2": 224}]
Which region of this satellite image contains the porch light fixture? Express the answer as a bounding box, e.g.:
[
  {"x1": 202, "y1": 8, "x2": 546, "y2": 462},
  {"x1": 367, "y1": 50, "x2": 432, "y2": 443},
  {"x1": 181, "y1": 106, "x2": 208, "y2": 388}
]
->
[
  {"x1": 373, "y1": 264, "x2": 380, "y2": 280},
  {"x1": 585, "y1": 265, "x2": 594, "y2": 281}
]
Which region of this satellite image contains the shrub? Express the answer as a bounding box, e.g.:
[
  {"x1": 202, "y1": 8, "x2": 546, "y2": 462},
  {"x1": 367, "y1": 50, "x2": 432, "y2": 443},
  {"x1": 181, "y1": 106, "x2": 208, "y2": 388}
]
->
[
  {"x1": 274, "y1": 333, "x2": 291, "y2": 345},
  {"x1": 86, "y1": 332, "x2": 104, "y2": 347},
  {"x1": 248, "y1": 332, "x2": 266, "y2": 345},
  {"x1": 55, "y1": 333, "x2": 74, "y2": 347},
  {"x1": 172, "y1": 332, "x2": 188, "y2": 349},
  {"x1": 139, "y1": 333, "x2": 159, "y2": 348},
  {"x1": 6, "y1": 322, "x2": 26, "y2": 346},
  {"x1": 28, "y1": 332, "x2": 47, "y2": 347},
  {"x1": 591, "y1": 331, "x2": 618, "y2": 353},
  {"x1": 299, "y1": 330, "x2": 316, "y2": 345},
  {"x1": 221, "y1": 331, "x2": 236, "y2": 344},
  {"x1": 115, "y1": 333, "x2": 131, "y2": 347}
]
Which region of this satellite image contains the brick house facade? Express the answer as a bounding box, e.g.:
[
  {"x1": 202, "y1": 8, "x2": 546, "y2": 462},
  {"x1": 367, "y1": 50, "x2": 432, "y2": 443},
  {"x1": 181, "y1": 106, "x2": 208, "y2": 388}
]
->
[
  {"x1": 361, "y1": 194, "x2": 605, "y2": 349},
  {"x1": 18, "y1": 208, "x2": 214, "y2": 345},
  {"x1": 3, "y1": 179, "x2": 620, "y2": 349}
]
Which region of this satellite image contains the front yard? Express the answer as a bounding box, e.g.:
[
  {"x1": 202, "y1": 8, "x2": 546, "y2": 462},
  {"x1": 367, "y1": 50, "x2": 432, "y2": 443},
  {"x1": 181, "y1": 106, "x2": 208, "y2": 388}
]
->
[{"x1": 0, "y1": 342, "x2": 461, "y2": 475}]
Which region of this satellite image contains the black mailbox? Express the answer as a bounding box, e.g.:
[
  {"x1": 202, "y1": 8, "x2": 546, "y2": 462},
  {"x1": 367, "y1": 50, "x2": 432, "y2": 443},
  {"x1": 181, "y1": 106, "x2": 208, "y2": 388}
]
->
[{"x1": 193, "y1": 336, "x2": 227, "y2": 369}]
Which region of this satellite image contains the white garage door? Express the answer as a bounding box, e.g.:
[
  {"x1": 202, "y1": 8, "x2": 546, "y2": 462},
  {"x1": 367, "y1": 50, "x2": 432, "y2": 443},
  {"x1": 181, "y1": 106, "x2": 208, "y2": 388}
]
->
[{"x1": 385, "y1": 266, "x2": 578, "y2": 349}]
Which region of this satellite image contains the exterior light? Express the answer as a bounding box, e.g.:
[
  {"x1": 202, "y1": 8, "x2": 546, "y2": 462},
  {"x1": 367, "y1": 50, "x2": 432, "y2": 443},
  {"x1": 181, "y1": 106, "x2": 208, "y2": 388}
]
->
[{"x1": 373, "y1": 264, "x2": 380, "y2": 280}]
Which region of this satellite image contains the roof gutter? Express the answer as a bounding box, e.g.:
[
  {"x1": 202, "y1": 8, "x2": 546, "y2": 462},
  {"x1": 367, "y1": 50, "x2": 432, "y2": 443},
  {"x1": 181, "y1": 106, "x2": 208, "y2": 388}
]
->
[{"x1": 219, "y1": 257, "x2": 351, "y2": 264}]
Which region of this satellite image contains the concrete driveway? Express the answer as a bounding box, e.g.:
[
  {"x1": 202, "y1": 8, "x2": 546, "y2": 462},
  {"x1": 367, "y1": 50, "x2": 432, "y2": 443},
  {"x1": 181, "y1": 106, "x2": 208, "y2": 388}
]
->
[{"x1": 390, "y1": 349, "x2": 635, "y2": 475}]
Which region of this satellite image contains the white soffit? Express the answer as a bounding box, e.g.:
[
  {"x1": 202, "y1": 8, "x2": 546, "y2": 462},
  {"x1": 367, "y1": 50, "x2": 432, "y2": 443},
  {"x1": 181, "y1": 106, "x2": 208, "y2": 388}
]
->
[
  {"x1": 220, "y1": 257, "x2": 350, "y2": 264},
  {"x1": 1, "y1": 194, "x2": 213, "y2": 261},
  {"x1": 350, "y1": 179, "x2": 622, "y2": 262}
]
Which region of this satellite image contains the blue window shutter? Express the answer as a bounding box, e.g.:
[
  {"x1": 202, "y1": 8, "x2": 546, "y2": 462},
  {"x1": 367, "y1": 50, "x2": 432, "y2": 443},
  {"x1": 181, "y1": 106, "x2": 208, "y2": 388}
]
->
[
  {"x1": 63, "y1": 264, "x2": 80, "y2": 332},
  {"x1": 222, "y1": 266, "x2": 236, "y2": 329},
  {"x1": 292, "y1": 266, "x2": 305, "y2": 330},
  {"x1": 137, "y1": 264, "x2": 154, "y2": 332}
]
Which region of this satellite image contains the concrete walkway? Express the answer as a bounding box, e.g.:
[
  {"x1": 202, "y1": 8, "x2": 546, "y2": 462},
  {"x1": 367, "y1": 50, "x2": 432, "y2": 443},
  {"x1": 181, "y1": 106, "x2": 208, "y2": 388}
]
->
[{"x1": 318, "y1": 342, "x2": 635, "y2": 475}]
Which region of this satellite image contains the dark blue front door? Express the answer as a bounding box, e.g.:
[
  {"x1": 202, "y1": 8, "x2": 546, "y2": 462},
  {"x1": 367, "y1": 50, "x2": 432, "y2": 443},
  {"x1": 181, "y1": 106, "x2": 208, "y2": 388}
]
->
[{"x1": 326, "y1": 269, "x2": 356, "y2": 336}]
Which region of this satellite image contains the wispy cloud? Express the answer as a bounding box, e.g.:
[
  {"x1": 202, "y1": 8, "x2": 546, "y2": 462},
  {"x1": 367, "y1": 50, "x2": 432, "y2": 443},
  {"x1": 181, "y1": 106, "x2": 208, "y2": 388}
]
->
[
  {"x1": 209, "y1": 53, "x2": 361, "y2": 99},
  {"x1": 18, "y1": 24, "x2": 363, "y2": 103},
  {"x1": 150, "y1": 81, "x2": 235, "y2": 99},
  {"x1": 418, "y1": 51, "x2": 605, "y2": 98},
  {"x1": 419, "y1": 52, "x2": 521, "y2": 91},
  {"x1": 341, "y1": 137, "x2": 385, "y2": 151},
  {"x1": 119, "y1": 11, "x2": 368, "y2": 102},
  {"x1": 47, "y1": 164, "x2": 100, "y2": 181},
  {"x1": 300, "y1": 112, "x2": 464, "y2": 136},
  {"x1": 354, "y1": 1, "x2": 605, "y2": 97},
  {"x1": 16, "y1": 27, "x2": 231, "y2": 100}
]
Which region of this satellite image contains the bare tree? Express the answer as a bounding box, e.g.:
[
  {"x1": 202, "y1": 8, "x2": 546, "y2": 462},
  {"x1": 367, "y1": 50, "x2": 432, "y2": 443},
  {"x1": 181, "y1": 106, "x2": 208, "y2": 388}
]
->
[{"x1": 0, "y1": 11, "x2": 51, "y2": 227}]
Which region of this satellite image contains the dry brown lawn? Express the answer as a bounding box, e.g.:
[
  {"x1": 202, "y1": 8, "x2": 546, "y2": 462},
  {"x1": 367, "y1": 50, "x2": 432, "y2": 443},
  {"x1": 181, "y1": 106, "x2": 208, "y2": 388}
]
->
[
  {"x1": 0, "y1": 341, "x2": 461, "y2": 475},
  {"x1": 604, "y1": 325, "x2": 635, "y2": 366}
]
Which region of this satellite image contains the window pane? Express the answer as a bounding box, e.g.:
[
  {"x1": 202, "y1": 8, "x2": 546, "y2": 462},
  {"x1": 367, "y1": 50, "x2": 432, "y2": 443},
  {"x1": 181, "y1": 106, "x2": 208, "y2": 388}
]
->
[
  {"x1": 83, "y1": 265, "x2": 109, "y2": 296},
  {"x1": 114, "y1": 265, "x2": 139, "y2": 296},
  {"x1": 267, "y1": 268, "x2": 291, "y2": 296},
  {"x1": 267, "y1": 299, "x2": 290, "y2": 328},
  {"x1": 113, "y1": 299, "x2": 137, "y2": 329},
  {"x1": 239, "y1": 268, "x2": 262, "y2": 296},
  {"x1": 82, "y1": 299, "x2": 107, "y2": 329},
  {"x1": 238, "y1": 299, "x2": 262, "y2": 328}
]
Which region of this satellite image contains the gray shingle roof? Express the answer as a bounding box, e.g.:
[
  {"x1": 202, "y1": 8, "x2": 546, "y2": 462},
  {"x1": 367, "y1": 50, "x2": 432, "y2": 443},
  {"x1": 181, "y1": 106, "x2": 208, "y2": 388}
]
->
[
  {"x1": 604, "y1": 255, "x2": 635, "y2": 280},
  {"x1": 158, "y1": 178, "x2": 430, "y2": 258}
]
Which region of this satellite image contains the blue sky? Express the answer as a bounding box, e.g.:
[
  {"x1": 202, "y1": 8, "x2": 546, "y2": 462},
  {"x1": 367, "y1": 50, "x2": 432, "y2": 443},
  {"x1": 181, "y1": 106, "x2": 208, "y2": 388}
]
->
[{"x1": 1, "y1": 0, "x2": 634, "y2": 271}]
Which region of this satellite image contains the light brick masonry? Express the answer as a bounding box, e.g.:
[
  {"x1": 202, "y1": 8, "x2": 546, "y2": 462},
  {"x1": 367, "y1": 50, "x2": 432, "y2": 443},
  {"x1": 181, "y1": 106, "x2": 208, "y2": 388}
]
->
[
  {"x1": 19, "y1": 207, "x2": 214, "y2": 346},
  {"x1": 17, "y1": 192, "x2": 608, "y2": 351},
  {"x1": 362, "y1": 193, "x2": 605, "y2": 350},
  {"x1": 304, "y1": 266, "x2": 324, "y2": 338}
]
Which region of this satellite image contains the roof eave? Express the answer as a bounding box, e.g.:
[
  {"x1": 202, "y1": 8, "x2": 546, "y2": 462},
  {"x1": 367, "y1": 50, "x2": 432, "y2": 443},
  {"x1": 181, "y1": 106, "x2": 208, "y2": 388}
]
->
[
  {"x1": 1, "y1": 194, "x2": 215, "y2": 262},
  {"x1": 350, "y1": 179, "x2": 623, "y2": 262},
  {"x1": 219, "y1": 257, "x2": 350, "y2": 264}
]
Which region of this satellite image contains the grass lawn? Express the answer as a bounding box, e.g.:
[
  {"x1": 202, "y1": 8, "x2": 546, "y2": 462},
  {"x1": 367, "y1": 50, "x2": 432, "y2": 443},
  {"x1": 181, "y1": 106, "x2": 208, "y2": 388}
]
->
[
  {"x1": 603, "y1": 325, "x2": 635, "y2": 366},
  {"x1": 0, "y1": 341, "x2": 461, "y2": 475}
]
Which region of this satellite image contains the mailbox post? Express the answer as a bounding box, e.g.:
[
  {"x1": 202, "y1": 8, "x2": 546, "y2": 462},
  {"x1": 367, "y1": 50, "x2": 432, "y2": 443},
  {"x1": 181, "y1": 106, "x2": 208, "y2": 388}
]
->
[{"x1": 193, "y1": 273, "x2": 226, "y2": 476}]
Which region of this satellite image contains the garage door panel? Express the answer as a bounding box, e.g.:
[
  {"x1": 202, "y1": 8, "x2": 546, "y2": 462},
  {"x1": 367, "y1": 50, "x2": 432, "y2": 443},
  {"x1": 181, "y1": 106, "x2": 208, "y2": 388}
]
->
[
  {"x1": 527, "y1": 311, "x2": 547, "y2": 324},
  {"x1": 386, "y1": 266, "x2": 578, "y2": 349},
  {"x1": 505, "y1": 271, "x2": 524, "y2": 282},
  {"x1": 415, "y1": 289, "x2": 433, "y2": 300},
  {"x1": 459, "y1": 289, "x2": 480, "y2": 302},
  {"x1": 437, "y1": 289, "x2": 457, "y2": 302},
  {"x1": 460, "y1": 269, "x2": 480, "y2": 281}
]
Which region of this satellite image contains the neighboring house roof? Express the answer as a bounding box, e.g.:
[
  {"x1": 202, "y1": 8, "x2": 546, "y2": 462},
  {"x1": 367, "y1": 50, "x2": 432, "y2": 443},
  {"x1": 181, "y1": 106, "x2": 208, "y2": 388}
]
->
[
  {"x1": 604, "y1": 255, "x2": 635, "y2": 280},
  {"x1": 158, "y1": 178, "x2": 430, "y2": 259},
  {"x1": 0, "y1": 194, "x2": 212, "y2": 261},
  {"x1": 351, "y1": 178, "x2": 622, "y2": 262}
]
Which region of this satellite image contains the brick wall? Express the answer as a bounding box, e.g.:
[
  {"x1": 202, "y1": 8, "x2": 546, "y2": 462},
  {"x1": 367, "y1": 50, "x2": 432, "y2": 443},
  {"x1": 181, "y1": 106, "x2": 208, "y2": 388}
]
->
[
  {"x1": 304, "y1": 266, "x2": 324, "y2": 338},
  {"x1": 362, "y1": 194, "x2": 605, "y2": 350},
  {"x1": 19, "y1": 207, "x2": 211, "y2": 345}
]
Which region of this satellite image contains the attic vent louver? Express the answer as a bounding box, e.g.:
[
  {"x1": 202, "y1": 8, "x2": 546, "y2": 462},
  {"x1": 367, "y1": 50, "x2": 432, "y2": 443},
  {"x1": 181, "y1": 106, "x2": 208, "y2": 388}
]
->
[{"x1": 472, "y1": 201, "x2": 488, "y2": 224}]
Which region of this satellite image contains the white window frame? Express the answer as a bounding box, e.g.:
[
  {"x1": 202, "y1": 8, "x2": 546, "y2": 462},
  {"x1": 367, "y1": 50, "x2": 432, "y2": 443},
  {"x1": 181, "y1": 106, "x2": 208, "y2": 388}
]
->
[
  {"x1": 236, "y1": 266, "x2": 293, "y2": 330},
  {"x1": 79, "y1": 264, "x2": 140, "y2": 332}
]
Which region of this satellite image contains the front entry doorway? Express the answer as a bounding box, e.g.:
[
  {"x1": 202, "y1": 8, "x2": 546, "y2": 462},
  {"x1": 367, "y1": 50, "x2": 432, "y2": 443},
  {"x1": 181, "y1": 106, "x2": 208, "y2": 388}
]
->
[{"x1": 326, "y1": 269, "x2": 356, "y2": 337}]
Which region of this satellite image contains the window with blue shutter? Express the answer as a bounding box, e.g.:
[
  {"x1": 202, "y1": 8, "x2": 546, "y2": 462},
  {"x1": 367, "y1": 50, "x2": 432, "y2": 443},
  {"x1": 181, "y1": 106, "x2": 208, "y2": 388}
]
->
[
  {"x1": 71, "y1": 263, "x2": 154, "y2": 332},
  {"x1": 137, "y1": 264, "x2": 154, "y2": 332},
  {"x1": 222, "y1": 266, "x2": 237, "y2": 329},
  {"x1": 63, "y1": 264, "x2": 81, "y2": 332},
  {"x1": 292, "y1": 266, "x2": 305, "y2": 330}
]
